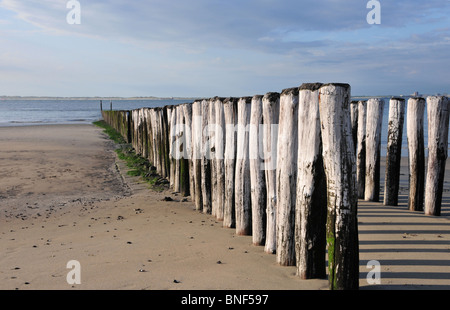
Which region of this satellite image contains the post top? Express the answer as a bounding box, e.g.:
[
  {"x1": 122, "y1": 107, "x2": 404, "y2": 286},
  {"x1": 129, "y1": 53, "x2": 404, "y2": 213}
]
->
[
  {"x1": 281, "y1": 87, "x2": 299, "y2": 96},
  {"x1": 299, "y1": 83, "x2": 323, "y2": 92},
  {"x1": 263, "y1": 92, "x2": 280, "y2": 101},
  {"x1": 320, "y1": 83, "x2": 351, "y2": 90},
  {"x1": 239, "y1": 96, "x2": 253, "y2": 103}
]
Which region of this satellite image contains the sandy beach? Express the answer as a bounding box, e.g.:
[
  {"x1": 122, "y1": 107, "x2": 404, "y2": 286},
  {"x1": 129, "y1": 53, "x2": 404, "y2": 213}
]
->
[{"x1": 0, "y1": 124, "x2": 449, "y2": 290}]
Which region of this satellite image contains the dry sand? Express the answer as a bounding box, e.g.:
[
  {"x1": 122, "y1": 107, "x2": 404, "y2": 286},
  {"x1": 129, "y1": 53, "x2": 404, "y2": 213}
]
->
[{"x1": 0, "y1": 124, "x2": 449, "y2": 290}]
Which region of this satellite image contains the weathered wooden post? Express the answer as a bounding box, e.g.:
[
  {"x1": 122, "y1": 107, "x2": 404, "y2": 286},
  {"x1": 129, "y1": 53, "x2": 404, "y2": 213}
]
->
[
  {"x1": 319, "y1": 83, "x2": 359, "y2": 290},
  {"x1": 183, "y1": 103, "x2": 194, "y2": 199},
  {"x1": 235, "y1": 97, "x2": 252, "y2": 235},
  {"x1": 262, "y1": 92, "x2": 280, "y2": 254},
  {"x1": 425, "y1": 96, "x2": 450, "y2": 216},
  {"x1": 179, "y1": 104, "x2": 190, "y2": 197},
  {"x1": 169, "y1": 106, "x2": 178, "y2": 190},
  {"x1": 201, "y1": 99, "x2": 212, "y2": 214},
  {"x1": 296, "y1": 83, "x2": 327, "y2": 279},
  {"x1": 100, "y1": 100, "x2": 103, "y2": 111},
  {"x1": 350, "y1": 100, "x2": 359, "y2": 153},
  {"x1": 407, "y1": 97, "x2": 426, "y2": 212},
  {"x1": 192, "y1": 100, "x2": 203, "y2": 211},
  {"x1": 162, "y1": 106, "x2": 171, "y2": 179},
  {"x1": 384, "y1": 97, "x2": 405, "y2": 206},
  {"x1": 364, "y1": 98, "x2": 384, "y2": 202},
  {"x1": 223, "y1": 97, "x2": 238, "y2": 228},
  {"x1": 209, "y1": 99, "x2": 218, "y2": 217},
  {"x1": 249, "y1": 95, "x2": 266, "y2": 246},
  {"x1": 276, "y1": 87, "x2": 298, "y2": 266},
  {"x1": 215, "y1": 97, "x2": 226, "y2": 221},
  {"x1": 356, "y1": 100, "x2": 367, "y2": 199}
]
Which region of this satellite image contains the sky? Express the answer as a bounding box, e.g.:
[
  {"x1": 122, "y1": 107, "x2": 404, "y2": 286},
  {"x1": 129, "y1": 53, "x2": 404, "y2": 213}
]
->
[{"x1": 0, "y1": 0, "x2": 449, "y2": 98}]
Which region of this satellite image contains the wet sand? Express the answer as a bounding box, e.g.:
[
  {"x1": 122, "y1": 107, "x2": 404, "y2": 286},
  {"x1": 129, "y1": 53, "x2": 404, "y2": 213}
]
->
[{"x1": 0, "y1": 124, "x2": 449, "y2": 290}]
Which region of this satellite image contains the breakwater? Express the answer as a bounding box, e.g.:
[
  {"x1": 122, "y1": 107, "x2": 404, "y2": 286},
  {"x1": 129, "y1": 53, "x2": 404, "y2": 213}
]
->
[{"x1": 101, "y1": 83, "x2": 449, "y2": 290}]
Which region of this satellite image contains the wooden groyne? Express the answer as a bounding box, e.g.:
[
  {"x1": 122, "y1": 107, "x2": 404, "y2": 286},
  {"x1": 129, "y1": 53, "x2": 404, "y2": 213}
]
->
[{"x1": 101, "y1": 87, "x2": 449, "y2": 290}]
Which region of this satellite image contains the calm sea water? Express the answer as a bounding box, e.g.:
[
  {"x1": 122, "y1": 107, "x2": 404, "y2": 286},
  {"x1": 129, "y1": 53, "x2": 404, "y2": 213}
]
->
[
  {"x1": 0, "y1": 97, "x2": 444, "y2": 156},
  {"x1": 0, "y1": 99, "x2": 190, "y2": 127}
]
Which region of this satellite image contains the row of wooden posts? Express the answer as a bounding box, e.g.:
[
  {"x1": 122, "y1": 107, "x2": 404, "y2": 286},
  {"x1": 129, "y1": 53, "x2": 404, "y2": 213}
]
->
[
  {"x1": 352, "y1": 95, "x2": 450, "y2": 216},
  {"x1": 101, "y1": 84, "x2": 449, "y2": 290}
]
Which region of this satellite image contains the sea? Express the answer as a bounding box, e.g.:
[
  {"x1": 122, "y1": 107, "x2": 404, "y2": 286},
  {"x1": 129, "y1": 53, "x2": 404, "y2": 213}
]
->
[{"x1": 0, "y1": 96, "x2": 444, "y2": 157}]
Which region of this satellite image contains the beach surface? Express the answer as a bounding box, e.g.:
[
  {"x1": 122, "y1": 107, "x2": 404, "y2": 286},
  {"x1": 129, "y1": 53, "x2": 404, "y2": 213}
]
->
[{"x1": 0, "y1": 124, "x2": 449, "y2": 290}]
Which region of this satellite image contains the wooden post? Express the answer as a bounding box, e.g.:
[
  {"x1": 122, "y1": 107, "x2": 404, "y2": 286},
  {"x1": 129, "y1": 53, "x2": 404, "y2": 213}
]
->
[
  {"x1": 384, "y1": 97, "x2": 405, "y2": 206},
  {"x1": 192, "y1": 100, "x2": 203, "y2": 211},
  {"x1": 215, "y1": 97, "x2": 226, "y2": 221},
  {"x1": 356, "y1": 100, "x2": 367, "y2": 199},
  {"x1": 162, "y1": 106, "x2": 171, "y2": 179},
  {"x1": 201, "y1": 99, "x2": 212, "y2": 214},
  {"x1": 169, "y1": 106, "x2": 178, "y2": 190},
  {"x1": 223, "y1": 97, "x2": 238, "y2": 228},
  {"x1": 183, "y1": 103, "x2": 194, "y2": 200},
  {"x1": 262, "y1": 92, "x2": 280, "y2": 254},
  {"x1": 100, "y1": 100, "x2": 103, "y2": 111},
  {"x1": 235, "y1": 97, "x2": 252, "y2": 235},
  {"x1": 319, "y1": 83, "x2": 359, "y2": 290},
  {"x1": 179, "y1": 104, "x2": 190, "y2": 197},
  {"x1": 296, "y1": 83, "x2": 327, "y2": 279},
  {"x1": 209, "y1": 99, "x2": 218, "y2": 217},
  {"x1": 364, "y1": 98, "x2": 384, "y2": 202},
  {"x1": 350, "y1": 100, "x2": 359, "y2": 153},
  {"x1": 407, "y1": 97, "x2": 426, "y2": 212},
  {"x1": 276, "y1": 87, "x2": 298, "y2": 266},
  {"x1": 249, "y1": 95, "x2": 266, "y2": 246},
  {"x1": 425, "y1": 96, "x2": 450, "y2": 216}
]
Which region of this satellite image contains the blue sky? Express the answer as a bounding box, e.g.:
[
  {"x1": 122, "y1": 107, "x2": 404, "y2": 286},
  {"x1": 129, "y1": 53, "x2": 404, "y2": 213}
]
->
[{"x1": 0, "y1": 0, "x2": 449, "y2": 97}]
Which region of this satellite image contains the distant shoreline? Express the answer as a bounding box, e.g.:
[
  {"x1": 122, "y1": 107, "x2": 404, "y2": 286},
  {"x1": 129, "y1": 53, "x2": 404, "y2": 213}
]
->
[
  {"x1": 0, "y1": 96, "x2": 200, "y2": 101},
  {"x1": 3, "y1": 94, "x2": 445, "y2": 102}
]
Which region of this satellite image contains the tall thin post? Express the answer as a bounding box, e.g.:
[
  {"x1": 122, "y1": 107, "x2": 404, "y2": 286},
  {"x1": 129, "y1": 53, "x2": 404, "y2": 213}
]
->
[
  {"x1": 215, "y1": 98, "x2": 226, "y2": 221},
  {"x1": 209, "y1": 99, "x2": 218, "y2": 217},
  {"x1": 384, "y1": 97, "x2": 405, "y2": 206},
  {"x1": 249, "y1": 95, "x2": 266, "y2": 246},
  {"x1": 350, "y1": 100, "x2": 359, "y2": 154},
  {"x1": 319, "y1": 83, "x2": 359, "y2": 290},
  {"x1": 276, "y1": 87, "x2": 298, "y2": 266},
  {"x1": 407, "y1": 97, "x2": 425, "y2": 212},
  {"x1": 356, "y1": 100, "x2": 367, "y2": 199},
  {"x1": 296, "y1": 83, "x2": 327, "y2": 279},
  {"x1": 201, "y1": 99, "x2": 212, "y2": 214},
  {"x1": 235, "y1": 97, "x2": 252, "y2": 236},
  {"x1": 262, "y1": 92, "x2": 280, "y2": 254},
  {"x1": 364, "y1": 98, "x2": 384, "y2": 202},
  {"x1": 425, "y1": 96, "x2": 450, "y2": 216},
  {"x1": 223, "y1": 98, "x2": 238, "y2": 228},
  {"x1": 192, "y1": 100, "x2": 203, "y2": 211}
]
